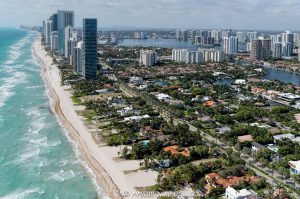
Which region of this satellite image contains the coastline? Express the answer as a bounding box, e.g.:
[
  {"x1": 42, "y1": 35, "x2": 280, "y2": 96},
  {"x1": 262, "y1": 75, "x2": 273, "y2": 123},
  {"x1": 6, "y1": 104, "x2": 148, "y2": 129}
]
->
[
  {"x1": 32, "y1": 35, "x2": 159, "y2": 199},
  {"x1": 32, "y1": 36, "x2": 121, "y2": 199}
]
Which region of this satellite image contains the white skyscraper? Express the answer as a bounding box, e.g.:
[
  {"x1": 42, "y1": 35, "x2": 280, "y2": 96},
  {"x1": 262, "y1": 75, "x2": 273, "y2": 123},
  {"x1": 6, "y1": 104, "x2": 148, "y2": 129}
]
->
[
  {"x1": 199, "y1": 49, "x2": 224, "y2": 62},
  {"x1": 281, "y1": 30, "x2": 294, "y2": 57},
  {"x1": 140, "y1": 50, "x2": 157, "y2": 67},
  {"x1": 247, "y1": 32, "x2": 258, "y2": 42},
  {"x1": 211, "y1": 30, "x2": 222, "y2": 44},
  {"x1": 172, "y1": 49, "x2": 203, "y2": 64},
  {"x1": 224, "y1": 36, "x2": 239, "y2": 54}
]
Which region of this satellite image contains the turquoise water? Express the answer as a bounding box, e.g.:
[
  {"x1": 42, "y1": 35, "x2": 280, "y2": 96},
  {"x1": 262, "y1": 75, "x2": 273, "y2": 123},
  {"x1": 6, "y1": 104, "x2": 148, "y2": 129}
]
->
[{"x1": 0, "y1": 29, "x2": 104, "y2": 198}]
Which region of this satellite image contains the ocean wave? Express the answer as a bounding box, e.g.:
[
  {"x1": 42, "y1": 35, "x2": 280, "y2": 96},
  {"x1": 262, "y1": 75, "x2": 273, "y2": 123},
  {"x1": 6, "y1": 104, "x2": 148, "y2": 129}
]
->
[
  {"x1": 27, "y1": 137, "x2": 62, "y2": 148},
  {"x1": 0, "y1": 188, "x2": 41, "y2": 199},
  {"x1": 0, "y1": 71, "x2": 27, "y2": 108},
  {"x1": 25, "y1": 85, "x2": 43, "y2": 90},
  {"x1": 47, "y1": 169, "x2": 77, "y2": 182}
]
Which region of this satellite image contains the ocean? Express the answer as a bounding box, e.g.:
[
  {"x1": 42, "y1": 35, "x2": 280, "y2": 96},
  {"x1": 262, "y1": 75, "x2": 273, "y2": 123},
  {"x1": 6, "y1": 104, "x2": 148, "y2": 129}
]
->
[{"x1": 0, "y1": 29, "x2": 103, "y2": 198}]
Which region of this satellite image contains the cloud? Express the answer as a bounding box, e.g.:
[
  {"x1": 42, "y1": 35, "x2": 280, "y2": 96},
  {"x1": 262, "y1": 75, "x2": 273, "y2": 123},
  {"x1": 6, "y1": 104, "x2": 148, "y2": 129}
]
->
[{"x1": 0, "y1": 0, "x2": 300, "y2": 30}]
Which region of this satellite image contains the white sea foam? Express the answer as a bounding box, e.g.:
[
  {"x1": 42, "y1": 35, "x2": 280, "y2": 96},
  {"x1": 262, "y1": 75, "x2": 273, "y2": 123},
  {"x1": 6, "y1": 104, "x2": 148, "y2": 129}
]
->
[
  {"x1": 0, "y1": 71, "x2": 27, "y2": 108},
  {"x1": 25, "y1": 85, "x2": 43, "y2": 90},
  {"x1": 0, "y1": 188, "x2": 41, "y2": 199},
  {"x1": 47, "y1": 169, "x2": 77, "y2": 182}
]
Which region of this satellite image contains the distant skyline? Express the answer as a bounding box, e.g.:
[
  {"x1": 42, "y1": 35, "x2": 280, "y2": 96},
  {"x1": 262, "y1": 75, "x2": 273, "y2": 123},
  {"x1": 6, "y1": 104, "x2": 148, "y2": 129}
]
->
[{"x1": 1, "y1": 0, "x2": 300, "y2": 30}]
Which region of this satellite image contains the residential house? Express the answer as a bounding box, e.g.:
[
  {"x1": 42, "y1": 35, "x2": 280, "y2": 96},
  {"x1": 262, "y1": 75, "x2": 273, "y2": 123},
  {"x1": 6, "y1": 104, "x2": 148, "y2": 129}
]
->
[
  {"x1": 238, "y1": 135, "x2": 254, "y2": 143},
  {"x1": 163, "y1": 145, "x2": 190, "y2": 157},
  {"x1": 225, "y1": 186, "x2": 258, "y2": 199}
]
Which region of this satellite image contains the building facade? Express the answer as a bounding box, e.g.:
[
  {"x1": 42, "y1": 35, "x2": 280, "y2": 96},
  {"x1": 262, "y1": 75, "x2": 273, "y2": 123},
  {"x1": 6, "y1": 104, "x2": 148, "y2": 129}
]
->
[
  {"x1": 140, "y1": 50, "x2": 157, "y2": 67},
  {"x1": 224, "y1": 36, "x2": 239, "y2": 54},
  {"x1": 57, "y1": 10, "x2": 74, "y2": 55},
  {"x1": 82, "y1": 18, "x2": 98, "y2": 79},
  {"x1": 250, "y1": 38, "x2": 271, "y2": 60}
]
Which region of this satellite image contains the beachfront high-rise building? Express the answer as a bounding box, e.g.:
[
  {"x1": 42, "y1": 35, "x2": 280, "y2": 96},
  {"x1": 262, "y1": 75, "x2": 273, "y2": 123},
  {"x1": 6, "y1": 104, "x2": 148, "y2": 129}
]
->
[
  {"x1": 74, "y1": 41, "x2": 83, "y2": 74},
  {"x1": 140, "y1": 50, "x2": 157, "y2": 67},
  {"x1": 82, "y1": 18, "x2": 98, "y2": 80},
  {"x1": 45, "y1": 19, "x2": 53, "y2": 45},
  {"x1": 250, "y1": 37, "x2": 271, "y2": 60},
  {"x1": 68, "y1": 38, "x2": 77, "y2": 66},
  {"x1": 50, "y1": 13, "x2": 58, "y2": 32},
  {"x1": 64, "y1": 26, "x2": 73, "y2": 58},
  {"x1": 50, "y1": 31, "x2": 58, "y2": 51},
  {"x1": 42, "y1": 20, "x2": 46, "y2": 39},
  {"x1": 57, "y1": 10, "x2": 74, "y2": 55},
  {"x1": 224, "y1": 36, "x2": 239, "y2": 54}
]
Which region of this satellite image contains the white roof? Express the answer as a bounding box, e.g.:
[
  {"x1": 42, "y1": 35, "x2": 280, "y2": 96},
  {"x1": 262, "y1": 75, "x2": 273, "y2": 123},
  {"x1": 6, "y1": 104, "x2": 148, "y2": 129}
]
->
[
  {"x1": 273, "y1": 133, "x2": 295, "y2": 140},
  {"x1": 292, "y1": 137, "x2": 300, "y2": 143},
  {"x1": 226, "y1": 187, "x2": 257, "y2": 198},
  {"x1": 278, "y1": 93, "x2": 300, "y2": 100}
]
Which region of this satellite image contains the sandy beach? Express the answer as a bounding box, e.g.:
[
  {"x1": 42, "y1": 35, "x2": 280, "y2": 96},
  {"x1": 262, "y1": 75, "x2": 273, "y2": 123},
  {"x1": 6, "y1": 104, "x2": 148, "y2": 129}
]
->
[{"x1": 32, "y1": 36, "x2": 159, "y2": 199}]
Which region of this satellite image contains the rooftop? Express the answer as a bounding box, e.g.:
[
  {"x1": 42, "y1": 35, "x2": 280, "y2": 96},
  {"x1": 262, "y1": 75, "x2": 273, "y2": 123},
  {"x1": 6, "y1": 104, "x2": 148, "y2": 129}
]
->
[
  {"x1": 238, "y1": 135, "x2": 254, "y2": 143},
  {"x1": 163, "y1": 145, "x2": 190, "y2": 157}
]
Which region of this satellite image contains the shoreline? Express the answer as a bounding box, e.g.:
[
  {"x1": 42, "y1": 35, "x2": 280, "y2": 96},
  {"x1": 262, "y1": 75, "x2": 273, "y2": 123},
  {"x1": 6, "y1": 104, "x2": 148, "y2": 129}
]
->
[
  {"x1": 32, "y1": 34, "x2": 160, "y2": 199},
  {"x1": 32, "y1": 37, "x2": 122, "y2": 199}
]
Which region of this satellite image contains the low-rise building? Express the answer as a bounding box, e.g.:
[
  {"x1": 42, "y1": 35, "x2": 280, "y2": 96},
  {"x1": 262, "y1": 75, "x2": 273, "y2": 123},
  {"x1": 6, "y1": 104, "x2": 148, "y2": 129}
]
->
[
  {"x1": 273, "y1": 133, "x2": 295, "y2": 141},
  {"x1": 238, "y1": 135, "x2": 254, "y2": 143},
  {"x1": 217, "y1": 126, "x2": 231, "y2": 134},
  {"x1": 123, "y1": 115, "x2": 150, "y2": 122},
  {"x1": 225, "y1": 186, "x2": 258, "y2": 199},
  {"x1": 163, "y1": 145, "x2": 190, "y2": 157},
  {"x1": 129, "y1": 76, "x2": 144, "y2": 85},
  {"x1": 156, "y1": 93, "x2": 172, "y2": 101},
  {"x1": 288, "y1": 160, "x2": 300, "y2": 175}
]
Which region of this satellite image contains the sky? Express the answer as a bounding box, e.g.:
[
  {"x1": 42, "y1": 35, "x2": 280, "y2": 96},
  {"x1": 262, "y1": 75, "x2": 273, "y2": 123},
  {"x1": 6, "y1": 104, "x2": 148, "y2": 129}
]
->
[{"x1": 1, "y1": 0, "x2": 300, "y2": 30}]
